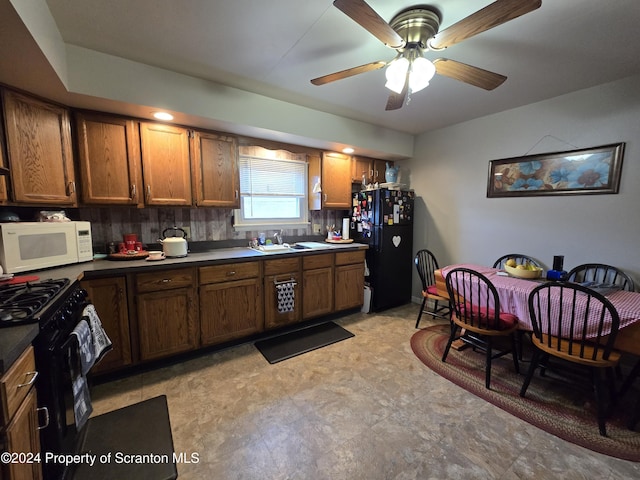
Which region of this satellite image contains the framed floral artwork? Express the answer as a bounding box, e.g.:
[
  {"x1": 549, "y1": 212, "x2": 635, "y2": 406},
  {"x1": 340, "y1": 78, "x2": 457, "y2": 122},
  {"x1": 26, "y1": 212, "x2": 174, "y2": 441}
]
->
[{"x1": 487, "y1": 143, "x2": 625, "y2": 197}]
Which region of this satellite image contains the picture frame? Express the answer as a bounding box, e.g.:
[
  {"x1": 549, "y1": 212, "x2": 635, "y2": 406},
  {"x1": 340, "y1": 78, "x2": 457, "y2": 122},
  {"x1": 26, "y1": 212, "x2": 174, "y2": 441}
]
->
[{"x1": 487, "y1": 143, "x2": 625, "y2": 198}]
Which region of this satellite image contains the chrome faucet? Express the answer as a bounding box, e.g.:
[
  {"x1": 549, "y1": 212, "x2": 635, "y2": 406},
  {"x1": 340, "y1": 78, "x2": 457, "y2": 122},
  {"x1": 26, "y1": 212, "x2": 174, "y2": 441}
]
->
[{"x1": 274, "y1": 230, "x2": 283, "y2": 245}]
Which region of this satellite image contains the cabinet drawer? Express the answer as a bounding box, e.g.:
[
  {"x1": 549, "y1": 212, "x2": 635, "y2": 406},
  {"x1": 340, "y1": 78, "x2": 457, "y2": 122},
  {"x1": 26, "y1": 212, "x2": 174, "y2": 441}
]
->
[
  {"x1": 136, "y1": 268, "x2": 195, "y2": 292},
  {"x1": 1, "y1": 346, "x2": 37, "y2": 425},
  {"x1": 264, "y1": 257, "x2": 300, "y2": 275},
  {"x1": 303, "y1": 253, "x2": 333, "y2": 270},
  {"x1": 335, "y1": 250, "x2": 366, "y2": 266},
  {"x1": 199, "y1": 262, "x2": 260, "y2": 284}
]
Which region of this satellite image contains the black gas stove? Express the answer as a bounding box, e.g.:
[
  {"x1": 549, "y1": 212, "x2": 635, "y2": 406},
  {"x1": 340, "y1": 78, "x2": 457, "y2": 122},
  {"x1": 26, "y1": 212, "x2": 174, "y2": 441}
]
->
[{"x1": 0, "y1": 278, "x2": 70, "y2": 328}]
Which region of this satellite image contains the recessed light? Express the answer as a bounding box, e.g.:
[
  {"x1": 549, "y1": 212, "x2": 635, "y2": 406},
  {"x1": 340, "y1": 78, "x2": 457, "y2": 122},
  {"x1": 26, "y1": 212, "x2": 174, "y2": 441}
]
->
[
  {"x1": 153, "y1": 111, "x2": 174, "y2": 121},
  {"x1": 342, "y1": 147, "x2": 355, "y2": 154}
]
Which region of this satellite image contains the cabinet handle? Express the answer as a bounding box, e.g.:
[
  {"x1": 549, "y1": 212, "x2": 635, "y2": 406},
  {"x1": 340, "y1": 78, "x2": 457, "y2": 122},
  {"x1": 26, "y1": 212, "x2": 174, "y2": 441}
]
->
[
  {"x1": 67, "y1": 181, "x2": 76, "y2": 195},
  {"x1": 17, "y1": 371, "x2": 38, "y2": 388},
  {"x1": 227, "y1": 271, "x2": 236, "y2": 276},
  {"x1": 146, "y1": 185, "x2": 151, "y2": 199},
  {"x1": 160, "y1": 279, "x2": 172, "y2": 283},
  {"x1": 37, "y1": 406, "x2": 50, "y2": 430},
  {"x1": 235, "y1": 190, "x2": 239, "y2": 200},
  {"x1": 131, "y1": 184, "x2": 137, "y2": 199}
]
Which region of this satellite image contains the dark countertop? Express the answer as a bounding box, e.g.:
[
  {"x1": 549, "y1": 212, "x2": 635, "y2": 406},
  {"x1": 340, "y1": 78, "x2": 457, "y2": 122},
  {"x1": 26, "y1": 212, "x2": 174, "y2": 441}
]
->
[
  {"x1": 0, "y1": 242, "x2": 368, "y2": 373},
  {"x1": 0, "y1": 323, "x2": 39, "y2": 373}
]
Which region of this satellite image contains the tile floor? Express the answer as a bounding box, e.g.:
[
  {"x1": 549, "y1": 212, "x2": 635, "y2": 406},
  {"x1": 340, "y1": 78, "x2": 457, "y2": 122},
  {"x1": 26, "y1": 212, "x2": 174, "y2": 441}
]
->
[{"x1": 90, "y1": 304, "x2": 640, "y2": 479}]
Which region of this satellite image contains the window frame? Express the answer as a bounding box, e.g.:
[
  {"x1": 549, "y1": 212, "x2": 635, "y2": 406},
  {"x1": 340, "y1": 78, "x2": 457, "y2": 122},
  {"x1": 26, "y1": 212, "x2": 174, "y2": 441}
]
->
[{"x1": 233, "y1": 153, "x2": 309, "y2": 231}]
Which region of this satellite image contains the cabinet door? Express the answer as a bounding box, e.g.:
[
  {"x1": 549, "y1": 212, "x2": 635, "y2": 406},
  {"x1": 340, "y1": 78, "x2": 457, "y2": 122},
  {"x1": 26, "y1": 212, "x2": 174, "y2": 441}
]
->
[
  {"x1": 2, "y1": 90, "x2": 76, "y2": 205},
  {"x1": 192, "y1": 131, "x2": 239, "y2": 207},
  {"x1": 0, "y1": 117, "x2": 8, "y2": 203},
  {"x1": 137, "y1": 288, "x2": 198, "y2": 361},
  {"x1": 264, "y1": 272, "x2": 301, "y2": 330},
  {"x1": 4, "y1": 388, "x2": 42, "y2": 480},
  {"x1": 334, "y1": 263, "x2": 365, "y2": 311},
  {"x1": 81, "y1": 277, "x2": 132, "y2": 374},
  {"x1": 352, "y1": 156, "x2": 372, "y2": 184},
  {"x1": 76, "y1": 112, "x2": 143, "y2": 206},
  {"x1": 372, "y1": 159, "x2": 392, "y2": 184},
  {"x1": 139, "y1": 122, "x2": 192, "y2": 205},
  {"x1": 200, "y1": 278, "x2": 263, "y2": 346},
  {"x1": 321, "y1": 152, "x2": 351, "y2": 209},
  {"x1": 302, "y1": 267, "x2": 334, "y2": 319}
]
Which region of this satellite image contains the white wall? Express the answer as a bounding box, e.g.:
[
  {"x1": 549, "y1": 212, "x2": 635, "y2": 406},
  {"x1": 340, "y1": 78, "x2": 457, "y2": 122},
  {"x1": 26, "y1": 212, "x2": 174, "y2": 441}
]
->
[{"x1": 407, "y1": 74, "x2": 640, "y2": 298}]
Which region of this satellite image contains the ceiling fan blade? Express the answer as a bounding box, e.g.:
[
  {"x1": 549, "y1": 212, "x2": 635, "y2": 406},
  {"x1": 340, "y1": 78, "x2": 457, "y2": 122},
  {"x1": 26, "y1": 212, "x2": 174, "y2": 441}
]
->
[
  {"x1": 333, "y1": 0, "x2": 405, "y2": 49},
  {"x1": 429, "y1": 0, "x2": 541, "y2": 50},
  {"x1": 434, "y1": 58, "x2": 506, "y2": 90},
  {"x1": 385, "y1": 73, "x2": 409, "y2": 111},
  {"x1": 311, "y1": 61, "x2": 386, "y2": 86}
]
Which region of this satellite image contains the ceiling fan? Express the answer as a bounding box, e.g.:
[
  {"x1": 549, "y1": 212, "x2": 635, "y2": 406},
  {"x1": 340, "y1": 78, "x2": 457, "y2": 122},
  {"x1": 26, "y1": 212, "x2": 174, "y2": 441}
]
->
[{"x1": 311, "y1": 0, "x2": 542, "y2": 110}]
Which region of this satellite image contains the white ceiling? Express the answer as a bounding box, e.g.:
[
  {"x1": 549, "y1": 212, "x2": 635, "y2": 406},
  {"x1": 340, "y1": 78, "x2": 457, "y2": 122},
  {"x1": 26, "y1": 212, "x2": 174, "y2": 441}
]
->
[{"x1": 4, "y1": 1, "x2": 640, "y2": 142}]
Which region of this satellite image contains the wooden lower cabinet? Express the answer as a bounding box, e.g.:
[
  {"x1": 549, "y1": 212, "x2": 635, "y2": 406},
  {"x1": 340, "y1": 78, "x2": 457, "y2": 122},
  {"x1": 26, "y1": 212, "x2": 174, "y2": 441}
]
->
[
  {"x1": 3, "y1": 389, "x2": 41, "y2": 480},
  {"x1": 81, "y1": 277, "x2": 132, "y2": 374},
  {"x1": 1, "y1": 347, "x2": 42, "y2": 480},
  {"x1": 135, "y1": 268, "x2": 198, "y2": 361},
  {"x1": 77, "y1": 250, "x2": 365, "y2": 372},
  {"x1": 302, "y1": 254, "x2": 334, "y2": 319},
  {"x1": 264, "y1": 257, "x2": 301, "y2": 330},
  {"x1": 334, "y1": 251, "x2": 366, "y2": 311},
  {"x1": 199, "y1": 262, "x2": 263, "y2": 346}
]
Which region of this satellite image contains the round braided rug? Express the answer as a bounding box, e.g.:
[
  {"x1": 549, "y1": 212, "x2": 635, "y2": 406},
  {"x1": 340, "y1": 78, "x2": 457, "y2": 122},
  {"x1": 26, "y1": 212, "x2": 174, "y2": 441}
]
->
[{"x1": 411, "y1": 324, "x2": 640, "y2": 461}]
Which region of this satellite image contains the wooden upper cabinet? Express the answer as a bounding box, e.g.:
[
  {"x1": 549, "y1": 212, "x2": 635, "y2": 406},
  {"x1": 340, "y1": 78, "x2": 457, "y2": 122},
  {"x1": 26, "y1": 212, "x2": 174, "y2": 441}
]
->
[
  {"x1": 75, "y1": 112, "x2": 143, "y2": 206},
  {"x1": 321, "y1": 152, "x2": 352, "y2": 209},
  {"x1": 352, "y1": 156, "x2": 372, "y2": 184},
  {"x1": 139, "y1": 122, "x2": 192, "y2": 206},
  {"x1": 372, "y1": 159, "x2": 391, "y2": 184},
  {"x1": 2, "y1": 89, "x2": 76, "y2": 205},
  {"x1": 0, "y1": 118, "x2": 7, "y2": 204},
  {"x1": 192, "y1": 130, "x2": 239, "y2": 207},
  {"x1": 309, "y1": 152, "x2": 352, "y2": 210},
  {"x1": 352, "y1": 156, "x2": 394, "y2": 185}
]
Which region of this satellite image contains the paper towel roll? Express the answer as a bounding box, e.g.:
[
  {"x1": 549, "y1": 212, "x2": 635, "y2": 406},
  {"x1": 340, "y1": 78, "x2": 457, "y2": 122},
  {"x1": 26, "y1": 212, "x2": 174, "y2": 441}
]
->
[{"x1": 342, "y1": 218, "x2": 350, "y2": 240}]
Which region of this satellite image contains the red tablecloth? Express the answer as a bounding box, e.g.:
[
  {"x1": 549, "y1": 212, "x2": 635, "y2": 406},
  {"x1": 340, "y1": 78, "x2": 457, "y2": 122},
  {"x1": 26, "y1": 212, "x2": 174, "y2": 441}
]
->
[{"x1": 439, "y1": 264, "x2": 640, "y2": 339}]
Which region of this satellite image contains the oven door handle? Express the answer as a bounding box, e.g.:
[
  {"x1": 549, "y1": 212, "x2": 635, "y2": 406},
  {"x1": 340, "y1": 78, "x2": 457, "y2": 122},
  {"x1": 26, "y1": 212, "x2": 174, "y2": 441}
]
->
[
  {"x1": 17, "y1": 370, "x2": 38, "y2": 388},
  {"x1": 37, "y1": 406, "x2": 50, "y2": 430}
]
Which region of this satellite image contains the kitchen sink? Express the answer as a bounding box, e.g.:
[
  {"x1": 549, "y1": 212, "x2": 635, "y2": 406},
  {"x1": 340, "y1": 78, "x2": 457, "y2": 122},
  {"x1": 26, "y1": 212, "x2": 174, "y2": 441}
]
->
[
  {"x1": 293, "y1": 241, "x2": 333, "y2": 250},
  {"x1": 247, "y1": 242, "x2": 333, "y2": 255},
  {"x1": 248, "y1": 244, "x2": 296, "y2": 255}
]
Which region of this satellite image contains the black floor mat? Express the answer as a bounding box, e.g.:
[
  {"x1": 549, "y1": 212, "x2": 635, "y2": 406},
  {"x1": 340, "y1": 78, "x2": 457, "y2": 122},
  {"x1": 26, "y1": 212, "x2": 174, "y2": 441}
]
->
[{"x1": 255, "y1": 321, "x2": 354, "y2": 364}]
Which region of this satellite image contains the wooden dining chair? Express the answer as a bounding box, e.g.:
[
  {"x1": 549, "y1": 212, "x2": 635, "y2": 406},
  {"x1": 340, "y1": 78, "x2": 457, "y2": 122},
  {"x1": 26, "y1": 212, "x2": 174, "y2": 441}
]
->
[
  {"x1": 442, "y1": 267, "x2": 520, "y2": 389},
  {"x1": 493, "y1": 254, "x2": 541, "y2": 269},
  {"x1": 414, "y1": 249, "x2": 451, "y2": 328},
  {"x1": 566, "y1": 263, "x2": 635, "y2": 292},
  {"x1": 520, "y1": 282, "x2": 622, "y2": 436}
]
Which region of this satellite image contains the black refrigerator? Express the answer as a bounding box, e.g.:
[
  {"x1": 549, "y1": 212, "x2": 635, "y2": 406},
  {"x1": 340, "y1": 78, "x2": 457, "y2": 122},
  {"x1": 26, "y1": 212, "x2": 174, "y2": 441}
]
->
[{"x1": 350, "y1": 188, "x2": 415, "y2": 312}]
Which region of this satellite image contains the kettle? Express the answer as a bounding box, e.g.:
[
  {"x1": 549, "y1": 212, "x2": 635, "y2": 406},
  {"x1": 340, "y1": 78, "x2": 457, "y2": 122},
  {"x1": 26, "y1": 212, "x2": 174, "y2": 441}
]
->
[{"x1": 159, "y1": 226, "x2": 188, "y2": 257}]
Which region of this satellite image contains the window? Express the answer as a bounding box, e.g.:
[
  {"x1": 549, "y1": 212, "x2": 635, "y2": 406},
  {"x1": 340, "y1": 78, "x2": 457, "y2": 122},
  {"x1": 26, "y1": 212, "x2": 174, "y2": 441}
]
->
[{"x1": 234, "y1": 154, "x2": 308, "y2": 230}]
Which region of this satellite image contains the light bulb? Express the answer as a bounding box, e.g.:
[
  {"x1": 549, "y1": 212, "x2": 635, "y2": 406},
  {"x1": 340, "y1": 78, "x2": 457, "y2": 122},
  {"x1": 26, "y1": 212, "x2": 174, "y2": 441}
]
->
[
  {"x1": 385, "y1": 57, "x2": 409, "y2": 94},
  {"x1": 409, "y1": 56, "x2": 436, "y2": 94}
]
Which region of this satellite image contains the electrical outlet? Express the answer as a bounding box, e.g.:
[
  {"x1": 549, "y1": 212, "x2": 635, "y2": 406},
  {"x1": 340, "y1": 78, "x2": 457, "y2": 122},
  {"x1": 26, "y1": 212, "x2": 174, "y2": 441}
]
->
[
  {"x1": 313, "y1": 223, "x2": 321, "y2": 234},
  {"x1": 181, "y1": 226, "x2": 191, "y2": 239}
]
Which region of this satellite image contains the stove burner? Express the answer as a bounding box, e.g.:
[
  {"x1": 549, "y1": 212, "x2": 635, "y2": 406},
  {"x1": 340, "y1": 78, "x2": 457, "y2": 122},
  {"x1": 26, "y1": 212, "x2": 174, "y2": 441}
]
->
[{"x1": 0, "y1": 279, "x2": 70, "y2": 327}]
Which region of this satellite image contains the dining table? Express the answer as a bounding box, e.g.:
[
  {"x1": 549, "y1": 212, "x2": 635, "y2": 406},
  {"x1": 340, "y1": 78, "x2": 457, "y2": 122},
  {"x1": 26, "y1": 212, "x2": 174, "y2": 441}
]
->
[{"x1": 434, "y1": 264, "x2": 640, "y2": 356}]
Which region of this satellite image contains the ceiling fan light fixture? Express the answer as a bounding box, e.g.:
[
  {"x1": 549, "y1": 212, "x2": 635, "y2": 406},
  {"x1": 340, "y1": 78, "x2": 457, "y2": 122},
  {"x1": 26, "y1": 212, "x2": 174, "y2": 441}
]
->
[
  {"x1": 408, "y1": 56, "x2": 436, "y2": 93},
  {"x1": 384, "y1": 56, "x2": 409, "y2": 94}
]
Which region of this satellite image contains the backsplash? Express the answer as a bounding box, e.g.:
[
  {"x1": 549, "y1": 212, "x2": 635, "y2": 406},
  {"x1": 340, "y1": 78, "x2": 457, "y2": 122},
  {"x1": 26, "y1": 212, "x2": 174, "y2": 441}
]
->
[{"x1": 78, "y1": 207, "x2": 349, "y2": 251}]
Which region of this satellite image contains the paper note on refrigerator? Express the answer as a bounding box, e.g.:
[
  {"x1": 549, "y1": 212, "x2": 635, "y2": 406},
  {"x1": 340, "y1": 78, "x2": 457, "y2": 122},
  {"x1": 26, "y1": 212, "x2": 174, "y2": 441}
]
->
[{"x1": 393, "y1": 204, "x2": 400, "y2": 224}]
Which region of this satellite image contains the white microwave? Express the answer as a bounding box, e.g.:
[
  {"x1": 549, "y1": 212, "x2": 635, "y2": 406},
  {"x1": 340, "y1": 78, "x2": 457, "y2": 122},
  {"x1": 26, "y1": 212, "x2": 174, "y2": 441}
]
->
[{"x1": 0, "y1": 221, "x2": 93, "y2": 274}]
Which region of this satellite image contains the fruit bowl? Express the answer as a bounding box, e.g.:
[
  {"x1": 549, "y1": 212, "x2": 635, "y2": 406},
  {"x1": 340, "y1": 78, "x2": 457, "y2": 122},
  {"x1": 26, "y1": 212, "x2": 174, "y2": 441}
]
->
[{"x1": 504, "y1": 264, "x2": 543, "y2": 279}]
